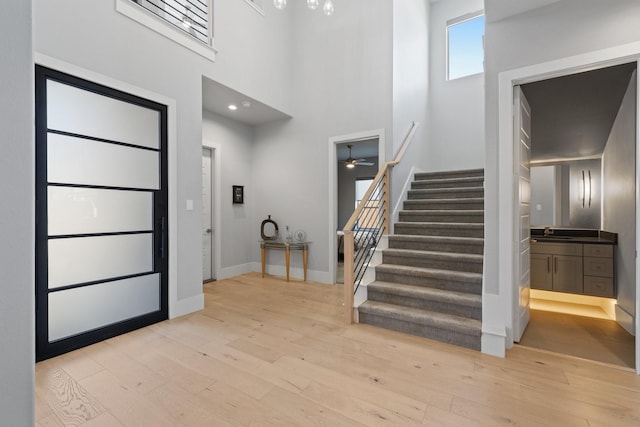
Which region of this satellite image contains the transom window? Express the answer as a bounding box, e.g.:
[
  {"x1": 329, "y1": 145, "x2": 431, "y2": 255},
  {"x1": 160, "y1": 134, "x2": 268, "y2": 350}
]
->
[{"x1": 447, "y1": 12, "x2": 485, "y2": 80}]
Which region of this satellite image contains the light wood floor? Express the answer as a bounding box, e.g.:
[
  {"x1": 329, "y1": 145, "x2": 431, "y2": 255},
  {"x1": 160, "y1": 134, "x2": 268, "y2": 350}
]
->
[
  {"x1": 36, "y1": 273, "x2": 640, "y2": 426},
  {"x1": 519, "y1": 308, "x2": 635, "y2": 369}
]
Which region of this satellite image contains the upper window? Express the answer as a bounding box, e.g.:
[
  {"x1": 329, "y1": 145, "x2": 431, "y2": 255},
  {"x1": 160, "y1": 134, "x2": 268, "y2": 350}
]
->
[
  {"x1": 447, "y1": 12, "x2": 485, "y2": 80},
  {"x1": 116, "y1": 0, "x2": 215, "y2": 61}
]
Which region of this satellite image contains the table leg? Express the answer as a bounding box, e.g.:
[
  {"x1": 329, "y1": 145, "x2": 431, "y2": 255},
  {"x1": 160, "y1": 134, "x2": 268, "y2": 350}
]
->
[
  {"x1": 261, "y1": 247, "x2": 266, "y2": 278},
  {"x1": 303, "y1": 247, "x2": 308, "y2": 282},
  {"x1": 285, "y1": 247, "x2": 291, "y2": 282}
]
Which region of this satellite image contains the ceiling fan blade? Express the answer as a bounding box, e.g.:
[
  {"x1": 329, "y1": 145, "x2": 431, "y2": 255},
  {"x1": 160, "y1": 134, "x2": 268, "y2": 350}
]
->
[{"x1": 354, "y1": 161, "x2": 374, "y2": 166}]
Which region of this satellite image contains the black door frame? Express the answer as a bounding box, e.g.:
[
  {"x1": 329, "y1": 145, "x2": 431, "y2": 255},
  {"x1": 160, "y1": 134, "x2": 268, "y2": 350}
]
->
[{"x1": 35, "y1": 65, "x2": 169, "y2": 361}]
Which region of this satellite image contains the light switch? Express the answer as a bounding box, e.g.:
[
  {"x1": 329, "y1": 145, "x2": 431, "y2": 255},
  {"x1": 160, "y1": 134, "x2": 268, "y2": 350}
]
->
[
  {"x1": 536, "y1": 204, "x2": 542, "y2": 211},
  {"x1": 186, "y1": 199, "x2": 194, "y2": 211}
]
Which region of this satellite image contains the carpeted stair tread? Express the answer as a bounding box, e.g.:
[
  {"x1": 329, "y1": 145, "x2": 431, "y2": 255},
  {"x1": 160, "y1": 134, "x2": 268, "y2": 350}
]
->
[
  {"x1": 368, "y1": 281, "x2": 481, "y2": 308},
  {"x1": 382, "y1": 248, "x2": 483, "y2": 264},
  {"x1": 388, "y1": 235, "x2": 484, "y2": 254},
  {"x1": 415, "y1": 169, "x2": 484, "y2": 180},
  {"x1": 359, "y1": 301, "x2": 481, "y2": 337},
  {"x1": 403, "y1": 198, "x2": 484, "y2": 210},
  {"x1": 399, "y1": 210, "x2": 484, "y2": 223},
  {"x1": 375, "y1": 264, "x2": 482, "y2": 282},
  {"x1": 411, "y1": 176, "x2": 484, "y2": 189},
  {"x1": 394, "y1": 222, "x2": 484, "y2": 238}
]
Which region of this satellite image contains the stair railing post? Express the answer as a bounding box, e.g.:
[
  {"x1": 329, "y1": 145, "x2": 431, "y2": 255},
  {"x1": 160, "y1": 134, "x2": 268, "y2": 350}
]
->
[
  {"x1": 343, "y1": 230, "x2": 355, "y2": 324},
  {"x1": 382, "y1": 170, "x2": 391, "y2": 234}
]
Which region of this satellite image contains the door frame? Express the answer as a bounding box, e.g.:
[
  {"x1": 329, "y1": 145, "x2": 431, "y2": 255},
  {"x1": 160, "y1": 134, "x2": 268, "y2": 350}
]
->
[
  {"x1": 327, "y1": 129, "x2": 386, "y2": 284},
  {"x1": 497, "y1": 45, "x2": 640, "y2": 373},
  {"x1": 34, "y1": 53, "x2": 182, "y2": 318},
  {"x1": 201, "y1": 143, "x2": 221, "y2": 281}
]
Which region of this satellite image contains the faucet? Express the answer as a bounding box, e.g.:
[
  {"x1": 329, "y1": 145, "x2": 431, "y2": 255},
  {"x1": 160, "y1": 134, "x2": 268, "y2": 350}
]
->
[{"x1": 543, "y1": 227, "x2": 554, "y2": 237}]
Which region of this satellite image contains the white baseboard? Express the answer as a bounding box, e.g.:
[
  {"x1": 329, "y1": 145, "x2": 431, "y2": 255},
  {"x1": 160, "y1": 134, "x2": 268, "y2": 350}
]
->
[
  {"x1": 615, "y1": 304, "x2": 635, "y2": 336},
  {"x1": 481, "y1": 325, "x2": 506, "y2": 357},
  {"x1": 218, "y1": 263, "x2": 253, "y2": 280},
  {"x1": 169, "y1": 292, "x2": 204, "y2": 319}
]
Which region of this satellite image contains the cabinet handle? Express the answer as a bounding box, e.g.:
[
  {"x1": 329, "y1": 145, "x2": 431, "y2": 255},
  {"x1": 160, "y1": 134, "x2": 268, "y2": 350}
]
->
[
  {"x1": 554, "y1": 257, "x2": 558, "y2": 273},
  {"x1": 547, "y1": 257, "x2": 550, "y2": 273}
]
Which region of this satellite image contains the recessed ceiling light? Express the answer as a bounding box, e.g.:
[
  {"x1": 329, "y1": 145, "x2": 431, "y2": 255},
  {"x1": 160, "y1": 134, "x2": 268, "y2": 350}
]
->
[
  {"x1": 228, "y1": 104, "x2": 238, "y2": 111},
  {"x1": 242, "y1": 101, "x2": 252, "y2": 108}
]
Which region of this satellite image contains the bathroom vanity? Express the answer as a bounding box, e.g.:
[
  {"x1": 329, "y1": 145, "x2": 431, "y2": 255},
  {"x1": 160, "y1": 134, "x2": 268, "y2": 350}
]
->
[{"x1": 530, "y1": 228, "x2": 617, "y2": 298}]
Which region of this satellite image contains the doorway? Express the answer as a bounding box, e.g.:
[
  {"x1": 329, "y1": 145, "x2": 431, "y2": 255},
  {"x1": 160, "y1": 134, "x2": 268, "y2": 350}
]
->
[
  {"x1": 35, "y1": 66, "x2": 169, "y2": 361},
  {"x1": 202, "y1": 147, "x2": 215, "y2": 282},
  {"x1": 505, "y1": 60, "x2": 639, "y2": 371},
  {"x1": 328, "y1": 129, "x2": 385, "y2": 285}
]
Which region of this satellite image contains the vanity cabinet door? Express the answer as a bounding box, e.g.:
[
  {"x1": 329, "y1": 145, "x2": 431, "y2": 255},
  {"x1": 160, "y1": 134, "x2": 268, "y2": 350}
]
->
[
  {"x1": 552, "y1": 255, "x2": 584, "y2": 294},
  {"x1": 531, "y1": 254, "x2": 553, "y2": 290}
]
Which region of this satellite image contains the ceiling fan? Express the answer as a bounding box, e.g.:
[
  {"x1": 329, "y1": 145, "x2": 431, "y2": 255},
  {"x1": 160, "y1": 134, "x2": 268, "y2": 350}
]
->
[{"x1": 345, "y1": 144, "x2": 374, "y2": 168}]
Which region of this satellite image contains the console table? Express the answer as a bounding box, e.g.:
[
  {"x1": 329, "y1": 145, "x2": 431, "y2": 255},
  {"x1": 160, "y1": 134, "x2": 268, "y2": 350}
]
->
[{"x1": 260, "y1": 241, "x2": 309, "y2": 281}]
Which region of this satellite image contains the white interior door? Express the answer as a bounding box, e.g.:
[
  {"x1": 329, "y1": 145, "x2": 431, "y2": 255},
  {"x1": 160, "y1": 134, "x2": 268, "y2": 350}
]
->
[
  {"x1": 514, "y1": 86, "x2": 532, "y2": 342},
  {"x1": 202, "y1": 147, "x2": 214, "y2": 281}
]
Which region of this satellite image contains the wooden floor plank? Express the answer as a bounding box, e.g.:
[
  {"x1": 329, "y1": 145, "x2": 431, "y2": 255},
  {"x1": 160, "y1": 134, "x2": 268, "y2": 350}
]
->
[{"x1": 34, "y1": 273, "x2": 640, "y2": 426}]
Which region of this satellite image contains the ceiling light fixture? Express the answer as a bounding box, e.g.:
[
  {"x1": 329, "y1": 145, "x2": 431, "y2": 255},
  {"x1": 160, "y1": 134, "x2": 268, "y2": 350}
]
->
[
  {"x1": 228, "y1": 104, "x2": 238, "y2": 111},
  {"x1": 275, "y1": 0, "x2": 334, "y2": 16},
  {"x1": 241, "y1": 101, "x2": 252, "y2": 108}
]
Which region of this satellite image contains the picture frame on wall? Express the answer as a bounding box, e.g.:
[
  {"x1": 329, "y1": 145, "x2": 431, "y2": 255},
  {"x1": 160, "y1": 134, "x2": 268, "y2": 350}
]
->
[{"x1": 233, "y1": 185, "x2": 244, "y2": 204}]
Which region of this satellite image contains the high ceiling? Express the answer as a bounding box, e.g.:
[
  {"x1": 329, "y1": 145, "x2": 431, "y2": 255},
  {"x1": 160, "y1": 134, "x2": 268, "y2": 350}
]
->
[{"x1": 521, "y1": 62, "x2": 636, "y2": 163}]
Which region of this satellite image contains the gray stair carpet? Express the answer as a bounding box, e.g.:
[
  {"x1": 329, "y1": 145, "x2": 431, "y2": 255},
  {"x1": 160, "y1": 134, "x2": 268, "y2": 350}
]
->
[{"x1": 358, "y1": 168, "x2": 484, "y2": 351}]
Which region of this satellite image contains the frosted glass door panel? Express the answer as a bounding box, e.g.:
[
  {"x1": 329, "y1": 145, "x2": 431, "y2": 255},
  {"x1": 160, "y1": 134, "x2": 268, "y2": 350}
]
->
[
  {"x1": 48, "y1": 133, "x2": 159, "y2": 189},
  {"x1": 48, "y1": 187, "x2": 153, "y2": 236},
  {"x1": 47, "y1": 80, "x2": 160, "y2": 149},
  {"x1": 48, "y1": 234, "x2": 153, "y2": 288},
  {"x1": 48, "y1": 274, "x2": 160, "y2": 341}
]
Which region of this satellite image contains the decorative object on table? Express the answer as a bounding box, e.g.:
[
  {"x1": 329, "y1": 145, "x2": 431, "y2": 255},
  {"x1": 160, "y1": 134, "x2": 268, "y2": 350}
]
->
[
  {"x1": 232, "y1": 185, "x2": 244, "y2": 204},
  {"x1": 285, "y1": 225, "x2": 293, "y2": 242},
  {"x1": 294, "y1": 229, "x2": 306, "y2": 242},
  {"x1": 260, "y1": 215, "x2": 279, "y2": 241}
]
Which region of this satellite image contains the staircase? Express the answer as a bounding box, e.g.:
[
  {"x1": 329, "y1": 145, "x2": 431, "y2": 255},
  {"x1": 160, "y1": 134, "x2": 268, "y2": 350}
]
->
[{"x1": 358, "y1": 169, "x2": 484, "y2": 350}]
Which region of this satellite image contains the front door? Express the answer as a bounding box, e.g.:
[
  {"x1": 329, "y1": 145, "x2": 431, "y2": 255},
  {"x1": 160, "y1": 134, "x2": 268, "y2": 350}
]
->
[
  {"x1": 514, "y1": 86, "x2": 532, "y2": 342},
  {"x1": 35, "y1": 66, "x2": 168, "y2": 361}
]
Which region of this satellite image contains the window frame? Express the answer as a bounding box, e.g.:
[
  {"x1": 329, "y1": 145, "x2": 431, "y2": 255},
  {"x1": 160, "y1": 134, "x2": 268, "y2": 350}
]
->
[
  {"x1": 116, "y1": 0, "x2": 217, "y2": 62},
  {"x1": 446, "y1": 10, "x2": 485, "y2": 81}
]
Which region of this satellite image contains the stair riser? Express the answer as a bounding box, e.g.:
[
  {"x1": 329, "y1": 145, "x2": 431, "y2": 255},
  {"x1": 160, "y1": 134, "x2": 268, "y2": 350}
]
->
[
  {"x1": 399, "y1": 212, "x2": 484, "y2": 223},
  {"x1": 415, "y1": 170, "x2": 484, "y2": 180},
  {"x1": 358, "y1": 312, "x2": 480, "y2": 350},
  {"x1": 411, "y1": 180, "x2": 483, "y2": 190},
  {"x1": 375, "y1": 270, "x2": 481, "y2": 294},
  {"x1": 382, "y1": 253, "x2": 483, "y2": 274},
  {"x1": 388, "y1": 239, "x2": 483, "y2": 255},
  {"x1": 404, "y1": 200, "x2": 484, "y2": 210},
  {"x1": 367, "y1": 289, "x2": 482, "y2": 320},
  {"x1": 394, "y1": 224, "x2": 484, "y2": 238},
  {"x1": 408, "y1": 190, "x2": 484, "y2": 200}
]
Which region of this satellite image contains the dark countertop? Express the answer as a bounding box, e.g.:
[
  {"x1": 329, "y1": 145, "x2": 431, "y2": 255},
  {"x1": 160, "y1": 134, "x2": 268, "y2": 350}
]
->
[{"x1": 530, "y1": 228, "x2": 617, "y2": 245}]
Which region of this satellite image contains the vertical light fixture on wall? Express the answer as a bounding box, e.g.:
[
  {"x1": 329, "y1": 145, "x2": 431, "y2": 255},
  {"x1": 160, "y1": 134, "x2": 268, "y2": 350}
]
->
[
  {"x1": 579, "y1": 169, "x2": 592, "y2": 208},
  {"x1": 275, "y1": 0, "x2": 334, "y2": 15}
]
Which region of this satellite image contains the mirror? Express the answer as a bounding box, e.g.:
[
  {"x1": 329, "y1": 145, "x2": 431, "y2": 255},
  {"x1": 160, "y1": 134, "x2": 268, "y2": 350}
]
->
[
  {"x1": 260, "y1": 215, "x2": 279, "y2": 241},
  {"x1": 530, "y1": 159, "x2": 601, "y2": 228}
]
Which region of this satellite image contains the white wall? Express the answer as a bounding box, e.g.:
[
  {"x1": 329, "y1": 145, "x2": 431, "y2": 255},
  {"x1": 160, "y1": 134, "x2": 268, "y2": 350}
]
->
[
  {"x1": 0, "y1": 1, "x2": 34, "y2": 425},
  {"x1": 250, "y1": 0, "x2": 395, "y2": 281},
  {"x1": 202, "y1": 111, "x2": 256, "y2": 278},
  {"x1": 483, "y1": 0, "x2": 640, "y2": 354},
  {"x1": 34, "y1": 0, "x2": 293, "y2": 303},
  {"x1": 603, "y1": 70, "x2": 636, "y2": 334},
  {"x1": 392, "y1": 0, "x2": 430, "y2": 206},
  {"x1": 427, "y1": 0, "x2": 484, "y2": 172}
]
